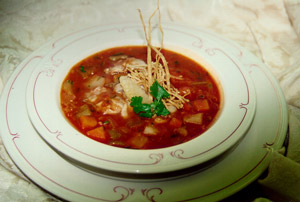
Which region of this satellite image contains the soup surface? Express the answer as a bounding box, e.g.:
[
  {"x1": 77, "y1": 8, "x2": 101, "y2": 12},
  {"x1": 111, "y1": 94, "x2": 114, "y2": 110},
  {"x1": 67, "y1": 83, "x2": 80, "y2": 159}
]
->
[{"x1": 60, "y1": 46, "x2": 220, "y2": 149}]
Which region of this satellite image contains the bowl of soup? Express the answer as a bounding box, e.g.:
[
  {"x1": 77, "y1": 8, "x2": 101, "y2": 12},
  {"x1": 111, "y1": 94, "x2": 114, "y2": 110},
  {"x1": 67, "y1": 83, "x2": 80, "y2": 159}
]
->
[
  {"x1": 60, "y1": 46, "x2": 221, "y2": 150},
  {"x1": 26, "y1": 22, "x2": 256, "y2": 174}
]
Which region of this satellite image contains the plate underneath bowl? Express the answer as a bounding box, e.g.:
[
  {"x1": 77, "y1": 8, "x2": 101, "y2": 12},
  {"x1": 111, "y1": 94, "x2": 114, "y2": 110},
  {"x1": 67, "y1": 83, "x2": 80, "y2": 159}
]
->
[{"x1": 0, "y1": 23, "x2": 288, "y2": 202}]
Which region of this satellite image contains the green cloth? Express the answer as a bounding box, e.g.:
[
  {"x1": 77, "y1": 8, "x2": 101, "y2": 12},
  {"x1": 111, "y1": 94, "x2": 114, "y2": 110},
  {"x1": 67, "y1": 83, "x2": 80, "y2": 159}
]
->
[{"x1": 258, "y1": 105, "x2": 300, "y2": 202}]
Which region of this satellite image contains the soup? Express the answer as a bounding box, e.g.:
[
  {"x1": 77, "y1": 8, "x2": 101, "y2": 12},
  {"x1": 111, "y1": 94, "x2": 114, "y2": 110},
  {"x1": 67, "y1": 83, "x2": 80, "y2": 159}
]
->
[{"x1": 60, "y1": 46, "x2": 220, "y2": 149}]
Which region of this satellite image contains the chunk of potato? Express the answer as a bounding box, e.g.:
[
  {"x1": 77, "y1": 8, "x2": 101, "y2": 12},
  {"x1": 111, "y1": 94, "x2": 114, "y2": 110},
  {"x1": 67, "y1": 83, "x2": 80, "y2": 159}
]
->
[
  {"x1": 143, "y1": 125, "x2": 158, "y2": 135},
  {"x1": 128, "y1": 134, "x2": 148, "y2": 149},
  {"x1": 175, "y1": 127, "x2": 188, "y2": 136},
  {"x1": 183, "y1": 113, "x2": 203, "y2": 125},
  {"x1": 76, "y1": 105, "x2": 92, "y2": 117}
]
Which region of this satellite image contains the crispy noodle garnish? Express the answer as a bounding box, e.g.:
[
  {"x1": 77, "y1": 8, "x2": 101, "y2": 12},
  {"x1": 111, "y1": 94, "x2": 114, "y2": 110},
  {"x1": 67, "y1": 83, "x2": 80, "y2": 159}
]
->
[{"x1": 124, "y1": 0, "x2": 189, "y2": 110}]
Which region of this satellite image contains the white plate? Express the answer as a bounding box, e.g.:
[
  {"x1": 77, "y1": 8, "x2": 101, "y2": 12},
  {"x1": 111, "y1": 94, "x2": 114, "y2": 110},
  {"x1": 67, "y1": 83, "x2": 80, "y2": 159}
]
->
[
  {"x1": 0, "y1": 23, "x2": 288, "y2": 202},
  {"x1": 25, "y1": 23, "x2": 256, "y2": 174}
]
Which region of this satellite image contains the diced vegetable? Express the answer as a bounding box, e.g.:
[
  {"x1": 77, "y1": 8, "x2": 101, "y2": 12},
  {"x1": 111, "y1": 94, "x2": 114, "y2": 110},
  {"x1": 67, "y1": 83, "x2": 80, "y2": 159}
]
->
[
  {"x1": 192, "y1": 99, "x2": 210, "y2": 111},
  {"x1": 87, "y1": 127, "x2": 106, "y2": 140},
  {"x1": 128, "y1": 134, "x2": 148, "y2": 149},
  {"x1": 76, "y1": 104, "x2": 92, "y2": 117},
  {"x1": 127, "y1": 119, "x2": 143, "y2": 129},
  {"x1": 175, "y1": 127, "x2": 188, "y2": 136},
  {"x1": 183, "y1": 113, "x2": 203, "y2": 125},
  {"x1": 143, "y1": 125, "x2": 158, "y2": 135},
  {"x1": 79, "y1": 115, "x2": 98, "y2": 129},
  {"x1": 108, "y1": 130, "x2": 122, "y2": 139},
  {"x1": 169, "y1": 117, "x2": 182, "y2": 128},
  {"x1": 167, "y1": 105, "x2": 177, "y2": 113}
]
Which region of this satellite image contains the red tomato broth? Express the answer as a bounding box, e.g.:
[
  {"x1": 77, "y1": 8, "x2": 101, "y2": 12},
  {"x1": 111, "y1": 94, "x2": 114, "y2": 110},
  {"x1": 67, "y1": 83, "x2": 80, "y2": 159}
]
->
[{"x1": 60, "y1": 46, "x2": 221, "y2": 149}]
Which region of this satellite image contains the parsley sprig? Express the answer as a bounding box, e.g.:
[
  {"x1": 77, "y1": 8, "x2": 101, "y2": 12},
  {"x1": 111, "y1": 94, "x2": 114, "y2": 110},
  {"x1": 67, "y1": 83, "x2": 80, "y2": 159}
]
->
[
  {"x1": 130, "y1": 80, "x2": 170, "y2": 118},
  {"x1": 80, "y1": 65, "x2": 86, "y2": 72}
]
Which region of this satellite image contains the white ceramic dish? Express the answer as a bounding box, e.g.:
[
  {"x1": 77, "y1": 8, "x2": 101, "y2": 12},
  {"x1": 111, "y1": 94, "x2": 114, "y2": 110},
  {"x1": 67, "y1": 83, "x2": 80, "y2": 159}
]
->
[
  {"x1": 25, "y1": 23, "x2": 256, "y2": 174},
  {"x1": 0, "y1": 22, "x2": 288, "y2": 202}
]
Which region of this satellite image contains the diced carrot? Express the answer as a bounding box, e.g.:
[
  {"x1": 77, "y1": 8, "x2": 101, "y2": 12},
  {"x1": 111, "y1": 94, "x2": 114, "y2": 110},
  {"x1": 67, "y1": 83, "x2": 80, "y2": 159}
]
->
[
  {"x1": 192, "y1": 99, "x2": 210, "y2": 111},
  {"x1": 79, "y1": 115, "x2": 97, "y2": 129},
  {"x1": 127, "y1": 105, "x2": 134, "y2": 114},
  {"x1": 128, "y1": 134, "x2": 148, "y2": 149},
  {"x1": 169, "y1": 117, "x2": 182, "y2": 128},
  {"x1": 87, "y1": 126, "x2": 106, "y2": 140}
]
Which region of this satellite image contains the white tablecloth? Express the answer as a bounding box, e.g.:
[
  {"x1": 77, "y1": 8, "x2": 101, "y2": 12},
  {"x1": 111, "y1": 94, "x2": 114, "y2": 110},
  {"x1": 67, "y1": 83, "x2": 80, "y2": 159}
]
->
[{"x1": 1, "y1": 0, "x2": 300, "y2": 201}]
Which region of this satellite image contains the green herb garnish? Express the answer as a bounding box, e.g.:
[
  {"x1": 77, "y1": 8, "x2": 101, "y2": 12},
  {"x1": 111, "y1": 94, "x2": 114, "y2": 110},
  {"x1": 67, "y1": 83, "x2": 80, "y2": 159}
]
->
[
  {"x1": 67, "y1": 80, "x2": 73, "y2": 85},
  {"x1": 103, "y1": 120, "x2": 110, "y2": 124},
  {"x1": 130, "y1": 80, "x2": 170, "y2": 118},
  {"x1": 150, "y1": 80, "x2": 170, "y2": 101},
  {"x1": 80, "y1": 65, "x2": 86, "y2": 72}
]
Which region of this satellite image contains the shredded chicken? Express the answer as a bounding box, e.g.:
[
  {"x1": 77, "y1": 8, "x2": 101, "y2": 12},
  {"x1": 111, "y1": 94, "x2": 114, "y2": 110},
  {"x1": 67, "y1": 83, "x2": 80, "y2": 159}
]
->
[
  {"x1": 119, "y1": 75, "x2": 152, "y2": 104},
  {"x1": 96, "y1": 96, "x2": 128, "y2": 118}
]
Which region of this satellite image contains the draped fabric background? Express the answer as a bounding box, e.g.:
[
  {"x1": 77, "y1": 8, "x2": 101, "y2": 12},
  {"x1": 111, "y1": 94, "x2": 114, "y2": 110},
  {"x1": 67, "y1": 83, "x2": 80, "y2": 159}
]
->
[{"x1": 0, "y1": 0, "x2": 299, "y2": 201}]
